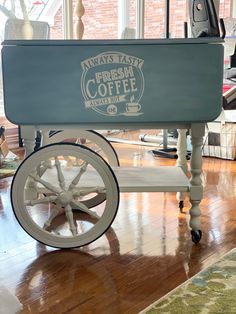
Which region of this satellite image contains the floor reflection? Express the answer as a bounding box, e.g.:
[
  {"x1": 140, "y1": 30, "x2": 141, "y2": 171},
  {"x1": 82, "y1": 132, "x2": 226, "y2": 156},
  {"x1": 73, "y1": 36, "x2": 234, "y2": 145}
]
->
[
  {"x1": 1, "y1": 137, "x2": 236, "y2": 312},
  {"x1": 16, "y1": 231, "x2": 204, "y2": 314},
  {"x1": 16, "y1": 250, "x2": 121, "y2": 313}
]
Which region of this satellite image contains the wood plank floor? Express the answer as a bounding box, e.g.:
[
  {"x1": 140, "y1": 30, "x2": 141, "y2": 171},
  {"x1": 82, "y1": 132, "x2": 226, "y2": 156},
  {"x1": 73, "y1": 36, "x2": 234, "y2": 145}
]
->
[{"x1": 1, "y1": 129, "x2": 236, "y2": 313}]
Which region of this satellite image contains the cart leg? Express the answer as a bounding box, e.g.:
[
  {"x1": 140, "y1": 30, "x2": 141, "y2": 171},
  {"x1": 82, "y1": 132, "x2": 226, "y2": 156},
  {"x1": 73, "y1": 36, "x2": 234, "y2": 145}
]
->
[
  {"x1": 21, "y1": 125, "x2": 36, "y2": 157},
  {"x1": 41, "y1": 130, "x2": 51, "y2": 146},
  {"x1": 189, "y1": 123, "x2": 205, "y2": 243},
  {"x1": 176, "y1": 129, "x2": 188, "y2": 212}
]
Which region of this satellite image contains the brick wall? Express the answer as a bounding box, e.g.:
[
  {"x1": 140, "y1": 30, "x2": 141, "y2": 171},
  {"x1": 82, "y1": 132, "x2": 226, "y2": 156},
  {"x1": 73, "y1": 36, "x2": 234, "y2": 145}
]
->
[
  {"x1": 50, "y1": 0, "x2": 232, "y2": 40},
  {"x1": 220, "y1": 0, "x2": 232, "y2": 17},
  {"x1": 144, "y1": 0, "x2": 188, "y2": 38}
]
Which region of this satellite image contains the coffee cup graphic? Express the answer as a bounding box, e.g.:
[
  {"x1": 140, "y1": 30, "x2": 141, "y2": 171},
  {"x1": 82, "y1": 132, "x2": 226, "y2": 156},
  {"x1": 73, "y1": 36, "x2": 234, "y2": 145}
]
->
[{"x1": 126, "y1": 102, "x2": 141, "y2": 113}]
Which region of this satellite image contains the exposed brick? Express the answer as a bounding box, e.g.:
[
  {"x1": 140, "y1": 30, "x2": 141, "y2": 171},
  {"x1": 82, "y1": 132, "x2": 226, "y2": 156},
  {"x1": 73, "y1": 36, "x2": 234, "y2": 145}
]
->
[{"x1": 50, "y1": 0, "x2": 232, "y2": 40}]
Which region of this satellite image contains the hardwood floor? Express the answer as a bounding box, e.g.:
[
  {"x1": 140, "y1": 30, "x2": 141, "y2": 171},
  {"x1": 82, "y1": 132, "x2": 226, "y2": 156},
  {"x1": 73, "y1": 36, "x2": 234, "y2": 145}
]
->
[{"x1": 0, "y1": 129, "x2": 236, "y2": 313}]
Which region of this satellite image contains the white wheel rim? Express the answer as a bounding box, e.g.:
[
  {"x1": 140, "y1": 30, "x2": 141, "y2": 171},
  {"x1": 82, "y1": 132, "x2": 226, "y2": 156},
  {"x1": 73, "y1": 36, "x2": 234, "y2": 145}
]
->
[
  {"x1": 11, "y1": 143, "x2": 119, "y2": 248},
  {"x1": 49, "y1": 130, "x2": 119, "y2": 166}
]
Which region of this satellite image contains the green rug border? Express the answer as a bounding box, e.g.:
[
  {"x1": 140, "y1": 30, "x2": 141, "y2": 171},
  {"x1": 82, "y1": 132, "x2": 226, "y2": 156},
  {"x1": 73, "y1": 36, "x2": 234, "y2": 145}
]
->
[
  {"x1": 0, "y1": 157, "x2": 20, "y2": 179},
  {"x1": 139, "y1": 247, "x2": 236, "y2": 314}
]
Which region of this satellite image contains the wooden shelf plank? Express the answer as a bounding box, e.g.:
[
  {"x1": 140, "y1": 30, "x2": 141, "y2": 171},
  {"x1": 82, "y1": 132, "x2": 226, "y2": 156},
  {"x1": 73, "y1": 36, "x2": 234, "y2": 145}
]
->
[
  {"x1": 113, "y1": 166, "x2": 189, "y2": 192},
  {"x1": 75, "y1": 166, "x2": 190, "y2": 193}
]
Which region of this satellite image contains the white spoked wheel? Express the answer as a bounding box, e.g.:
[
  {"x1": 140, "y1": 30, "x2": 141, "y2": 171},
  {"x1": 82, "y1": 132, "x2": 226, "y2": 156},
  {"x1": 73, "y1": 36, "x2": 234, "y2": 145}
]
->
[
  {"x1": 49, "y1": 130, "x2": 119, "y2": 208},
  {"x1": 11, "y1": 143, "x2": 119, "y2": 248}
]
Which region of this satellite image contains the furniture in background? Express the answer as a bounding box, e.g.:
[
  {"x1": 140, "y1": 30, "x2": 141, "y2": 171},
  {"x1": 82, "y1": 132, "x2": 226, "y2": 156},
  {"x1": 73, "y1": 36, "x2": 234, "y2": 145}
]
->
[
  {"x1": 4, "y1": 18, "x2": 50, "y2": 40},
  {"x1": 203, "y1": 86, "x2": 236, "y2": 160}
]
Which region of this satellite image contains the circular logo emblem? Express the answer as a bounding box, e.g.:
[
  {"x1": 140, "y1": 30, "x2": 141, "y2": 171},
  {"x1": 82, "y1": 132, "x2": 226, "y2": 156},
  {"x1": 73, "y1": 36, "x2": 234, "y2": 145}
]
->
[{"x1": 81, "y1": 51, "x2": 144, "y2": 117}]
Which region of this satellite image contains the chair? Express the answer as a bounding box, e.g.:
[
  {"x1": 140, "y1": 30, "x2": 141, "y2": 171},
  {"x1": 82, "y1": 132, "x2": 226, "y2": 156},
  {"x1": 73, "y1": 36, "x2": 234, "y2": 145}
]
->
[{"x1": 4, "y1": 18, "x2": 50, "y2": 40}]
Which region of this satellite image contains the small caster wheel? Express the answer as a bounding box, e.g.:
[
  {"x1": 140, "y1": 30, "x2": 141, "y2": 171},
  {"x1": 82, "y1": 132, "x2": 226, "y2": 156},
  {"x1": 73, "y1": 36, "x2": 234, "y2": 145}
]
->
[
  {"x1": 179, "y1": 200, "x2": 184, "y2": 213},
  {"x1": 186, "y1": 153, "x2": 191, "y2": 160},
  {"x1": 191, "y1": 230, "x2": 202, "y2": 244}
]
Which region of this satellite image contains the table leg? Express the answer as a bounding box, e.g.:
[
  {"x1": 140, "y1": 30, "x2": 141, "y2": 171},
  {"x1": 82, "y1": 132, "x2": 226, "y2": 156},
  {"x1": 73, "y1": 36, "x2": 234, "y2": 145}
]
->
[
  {"x1": 189, "y1": 123, "x2": 205, "y2": 243},
  {"x1": 20, "y1": 125, "x2": 36, "y2": 157},
  {"x1": 176, "y1": 129, "x2": 188, "y2": 212}
]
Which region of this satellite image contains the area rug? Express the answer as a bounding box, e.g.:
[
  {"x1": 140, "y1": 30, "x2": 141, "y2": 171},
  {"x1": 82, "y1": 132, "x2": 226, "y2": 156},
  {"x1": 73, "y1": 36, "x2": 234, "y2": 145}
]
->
[
  {"x1": 141, "y1": 248, "x2": 236, "y2": 314},
  {"x1": 0, "y1": 151, "x2": 20, "y2": 179}
]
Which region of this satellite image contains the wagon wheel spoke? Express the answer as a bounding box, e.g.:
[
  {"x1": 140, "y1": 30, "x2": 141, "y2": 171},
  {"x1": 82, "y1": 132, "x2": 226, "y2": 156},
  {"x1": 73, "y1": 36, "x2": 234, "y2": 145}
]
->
[
  {"x1": 43, "y1": 204, "x2": 64, "y2": 230},
  {"x1": 25, "y1": 195, "x2": 57, "y2": 206},
  {"x1": 54, "y1": 157, "x2": 66, "y2": 190},
  {"x1": 29, "y1": 173, "x2": 61, "y2": 194},
  {"x1": 68, "y1": 161, "x2": 88, "y2": 190},
  {"x1": 70, "y1": 200, "x2": 100, "y2": 219},
  {"x1": 64, "y1": 204, "x2": 78, "y2": 236},
  {"x1": 73, "y1": 186, "x2": 106, "y2": 198}
]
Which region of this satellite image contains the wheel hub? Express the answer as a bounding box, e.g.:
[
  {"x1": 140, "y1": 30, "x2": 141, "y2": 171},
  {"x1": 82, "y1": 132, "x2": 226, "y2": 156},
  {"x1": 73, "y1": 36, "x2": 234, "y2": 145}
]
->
[{"x1": 58, "y1": 191, "x2": 73, "y2": 206}]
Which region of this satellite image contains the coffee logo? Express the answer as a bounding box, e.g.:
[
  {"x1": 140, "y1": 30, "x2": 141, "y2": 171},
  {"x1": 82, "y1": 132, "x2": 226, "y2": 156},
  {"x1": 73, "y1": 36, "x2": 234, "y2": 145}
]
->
[{"x1": 81, "y1": 51, "x2": 144, "y2": 116}]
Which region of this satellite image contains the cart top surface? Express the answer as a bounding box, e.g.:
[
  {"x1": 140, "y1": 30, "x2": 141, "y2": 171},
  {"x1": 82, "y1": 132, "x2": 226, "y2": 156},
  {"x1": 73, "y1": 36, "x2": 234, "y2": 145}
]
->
[
  {"x1": 2, "y1": 37, "x2": 224, "y2": 46},
  {"x1": 1, "y1": 38, "x2": 224, "y2": 128}
]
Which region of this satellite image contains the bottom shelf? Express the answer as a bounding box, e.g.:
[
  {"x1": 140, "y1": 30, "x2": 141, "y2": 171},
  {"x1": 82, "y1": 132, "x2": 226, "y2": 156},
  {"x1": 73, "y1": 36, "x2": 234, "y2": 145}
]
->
[
  {"x1": 113, "y1": 166, "x2": 190, "y2": 193},
  {"x1": 37, "y1": 165, "x2": 190, "y2": 194}
]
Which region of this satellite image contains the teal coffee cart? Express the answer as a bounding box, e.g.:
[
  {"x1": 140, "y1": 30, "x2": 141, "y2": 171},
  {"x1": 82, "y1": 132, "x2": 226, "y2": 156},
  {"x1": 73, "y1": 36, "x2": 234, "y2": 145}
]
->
[{"x1": 1, "y1": 38, "x2": 224, "y2": 248}]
